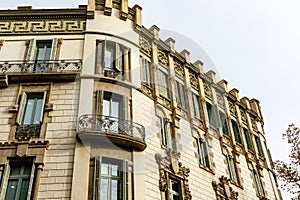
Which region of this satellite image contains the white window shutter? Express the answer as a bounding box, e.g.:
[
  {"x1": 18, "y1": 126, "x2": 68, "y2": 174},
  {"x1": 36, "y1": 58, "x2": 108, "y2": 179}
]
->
[
  {"x1": 115, "y1": 43, "x2": 122, "y2": 72},
  {"x1": 50, "y1": 38, "x2": 58, "y2": 61},
  {"x1": 26, "y1": 39, "x2": 37, "y2": 72},
  {"x1": 122, "y1": 95, "x2": 128, "y2": 121},
  {"x1": 96, "y1": 90, "x2": 103, "y2": 116},
  {"x1": 96, "y1": 41, "x2": 103, "y2": 74},
  {"x1": 26, "y1": 159, "x2": 36, "y2": 200},
  {"x1": 93, "y1": 156, "x2": 102, "y2": 200},
  {"x1": 0, "y1": 160, "x2": 10, "y2": 199},
  {"x1": 16, "y1": 92, "x2": 27, "y2": 125},
  {"x1": 122, "y1": 160, "x2": 129, "y2": 200},
  {"x1": 39, "y1": 91, "x2": 47, "y2": 123}
]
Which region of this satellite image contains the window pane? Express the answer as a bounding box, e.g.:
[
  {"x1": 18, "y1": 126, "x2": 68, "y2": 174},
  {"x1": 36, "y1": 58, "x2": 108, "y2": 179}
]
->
[
  {"x1": 10, "y1": 166, "x2": 21, "y2": 175},
  {"x1": 101, "y1": 163, "x2": 109, "y2": 175},
  {"x1": 33, "y1": 99, "x2": 43, "y2": 124},
  {"x1": 103, "y1": 100, "x2": 110, "y2": 116},
  {"x1": 111, "y1": 180, "x2": 118, "y2": 200},
  {"x1": 192, "y1": 94, "x2": 200, "y2": 119},
  {"x1": 5, "y1": 180, "x2": 18, "y2": 200},
  {"x1": 158, "y1": 70, "x2": 168, "y2": 98},
  {"x1": 111, "y1": 101, "x2": 119, "y2": 119},
  {"x1": 105, "y1": 45, "x2": 114, "y2": 69},
  {"x1": 19, "y1": 179, "x2": 30, "y2": 200},
  {"x1": 23, "y1": 99, "x2": 35, "y2": 125},
  {"x1": 100, "y1": 179, "x2": 109, "y2": 200},
  {"x1": 111, "y1": 164, "x2": 119, "y2": 176}
]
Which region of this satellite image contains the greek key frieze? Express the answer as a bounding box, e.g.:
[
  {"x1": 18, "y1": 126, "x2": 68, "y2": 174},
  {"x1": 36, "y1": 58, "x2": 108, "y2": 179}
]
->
[{"x1": 0, "y1": 20, "x2": 86, "y2": 34}]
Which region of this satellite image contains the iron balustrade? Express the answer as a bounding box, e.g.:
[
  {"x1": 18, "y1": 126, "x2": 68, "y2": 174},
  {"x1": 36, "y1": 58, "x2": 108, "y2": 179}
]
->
[
  {"x1": 15, "y1": 124, "x2": 41, "y2": 139},
  {"x1": 0, "y1": 59, "x2": 82, "y2": 74},
  {"x1": 78, "y1": 114, "x2": 145, "y2": 141}
]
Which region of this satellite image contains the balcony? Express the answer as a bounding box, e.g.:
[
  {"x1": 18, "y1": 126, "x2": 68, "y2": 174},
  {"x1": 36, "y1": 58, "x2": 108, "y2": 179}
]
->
[
  {"x1": 0, "y1": 59, "x2": 82, "y2": 86},
  {"x1": 78, "y1": 114, "x2": 146, "y2": 151},
  {"x1": 15, "y1": 124, "x2": 41, "y2": 140}
]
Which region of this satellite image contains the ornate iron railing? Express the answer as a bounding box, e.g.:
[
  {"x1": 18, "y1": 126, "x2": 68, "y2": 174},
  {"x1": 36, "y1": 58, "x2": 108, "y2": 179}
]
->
[
  {"x1": 103, "y1": 68, "x2": 122, "y2": 79},
  {"x1": 78, "y1": 114, "x2": 145, "y2": 141},
  {"x1": 15, "y1": 124, "x2": 41, "y2": 139},
  {"x1": 0, "y1": 59, "x2": 82, "y2": 74}
]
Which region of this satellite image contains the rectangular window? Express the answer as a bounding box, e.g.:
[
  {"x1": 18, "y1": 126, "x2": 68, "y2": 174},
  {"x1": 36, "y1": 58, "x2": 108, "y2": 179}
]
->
[
  {"x1": 191, "y1": 93, "x2": 201, "y2": 119},
  {"x1": 167, "y1": 178, "x2": 182, "y2": 200},
  {"x1": 160, "y1": 117, "x2": 172, "y2": 149},
  {"x1": 219, "y1": 111, "x2": 229, "y2": 136},
  {"x1": 158, "y1": 69, "x2": 169, "y2": 98},
  {"x1": 243, "y1": 128, "x2": 254, "y2": 151},
  {"x1": 226, "y1": 155, "x2": 238, "y2": 184},
  {"x1": 231, "y1": 120, "x2": 242, "y2": 144},
  {"x1": 94, "y1": 156, "x2": 128, "y2": 200},
  {"x1": 255, "y1": 135, "x2": 265, "y2": 158},
  {"x1": 206, "y1": 102, "x2": 218, "y2": 128},
  {"x1": 175, "y1": 80, "x2": 187, "y2": 109},
  {"x1": 196, "y1": 138, "x2": 210, "y2": 169},
  {"x1": 140, "y1": 56, "x2": 151, "y2": 86},
  {"x1": 0, "y1": 160, "x2": 35, "y2": 200},
  {"x1": 253, "y1": 170, "x2": 264, "y2": 196}
]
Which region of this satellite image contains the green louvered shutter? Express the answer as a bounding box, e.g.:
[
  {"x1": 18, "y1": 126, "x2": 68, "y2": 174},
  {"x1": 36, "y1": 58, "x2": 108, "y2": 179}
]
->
[
  {"x1": 16, "y1": 92, "x2": 27, "y2": 125},
  {"x1": 0, "y1": 160, "x2": 10, "y2": 199},
  {"x1": 26, "y1": 160, "x2": 36, "y2": 200},
  {"x1": 93, "y1": 156, "x2": 101, "y2": 200},
  {"x1": 122, "y1": 160, "x2": 129, "y2": 200}
]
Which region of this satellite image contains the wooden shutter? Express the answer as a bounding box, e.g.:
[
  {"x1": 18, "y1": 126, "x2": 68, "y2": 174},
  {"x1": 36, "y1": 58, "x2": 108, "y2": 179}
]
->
[
  {"x1": 96, "y1": 41, "x2": 103, "y2": 74},
  {"x1": 0, "y1": 160, "x2": 10, "y2": 199},
  {"x1": 39, "y1": 91, "x2": 47, "y2": 123},
  {"x1": 115, "y1": 43, "x2": 122, "y2": 72},
  {"x1": 94, "y1": 156, "x2": 102, "y2": 200},
  {"x1": 122, "y1": 160, "x2": 129, "y2": 200},
  {"x1": 50, "y1": 38, "x2": 58, "y2": 61},
  {"x1": 165, "y1": 121, "x2": 172, "y2": 149},
  {"x1": 26, "y1": 160, "x2": 36, "y2": 200},
  {"x1": 26, "y1": 39, "x2": 37, "y2": 72},
  {"x1": 122, "y1": 96, "x2": 128, "y2": 121},
  {"x1": 96, "y1": 90, "x2": 103, "y2": 115},
  {"x1": 16, "y1": 92, "x2": 27, "y2": 125},
  {"x1": 140, "y1": 56, "x2": 145, "y2": 83}
]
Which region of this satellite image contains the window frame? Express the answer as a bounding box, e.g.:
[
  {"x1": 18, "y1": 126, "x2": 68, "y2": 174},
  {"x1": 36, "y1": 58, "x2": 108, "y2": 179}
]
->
[
  {"x1": 243, "y1": 127, "x2": 254, "y2": 151},
  {"x1": 196, "y1": 138, "x2": 211, "y2": 169},
  {"x1": 166, "y1": 175, "x2": 183, "y2": 200},
  {"x1": 160, "y1": 116, "x2": 173, "y2": 149},
  {"x1": 191, "y1": 92, "x2": 201, "y2": 119},
  {"x1": 254, "y1": 135, "x2": 265, "y2": 158},
  {"x1": 231, "y1": 120, "x2": 243, "y2": 144},
  {"x1": 206, "y1": 102, "x2": 219, "y2": 128},
  {"x1": 139, "y1": 55, "x2": 151, "y2": 87},
  {"x1": 226, "y1": 154, "x2": 239, "y2": 184},
  {"x1": 219, "y1": 111, "x2": 230, "y2": 136},
  {"x1": 175, "y1": 80, "x2": 187, "y2": 110},
  {"x1": 157, "y1": 68, "x2": 170, "y2": 99}
]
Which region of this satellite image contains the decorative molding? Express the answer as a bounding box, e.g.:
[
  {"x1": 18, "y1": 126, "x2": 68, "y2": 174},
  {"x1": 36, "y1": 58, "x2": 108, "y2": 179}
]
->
[
  {"x1": 216, "y1": 93, "x2": 225, "y2": 108},
  {"x1": 157, "y1": 50, "x2": 169, "y2": 65},
  {"x1": 0, "y1": 20, "x2": 86, "y2": 34},
  {"x1": 189, "y1": 71, "x2": 199, "y2": 90},
  {"x1": 251, "y1": 117, "x2": 258, "y2": 131},
  {"x1": 141, "y1": 85, "x2": 153, "y2": 98},
  {"x1": 228, "y1": 101, "x2": 237, "y2": 117},
  {"x1": 139, "y1": 36, "x2": 152, "y2": 56},
  {"x1": 174, "y1": 61, "x2": 184, "y2": 76},
  {"x1": 203, "y1": 82, "x2": 212, "y2": 99},
  {"x1": 212, "y1": 176, "x2": 239, "y2": 200},
  {"x1": 240, "y1": 110, "x2": 247, "y2": 124}
]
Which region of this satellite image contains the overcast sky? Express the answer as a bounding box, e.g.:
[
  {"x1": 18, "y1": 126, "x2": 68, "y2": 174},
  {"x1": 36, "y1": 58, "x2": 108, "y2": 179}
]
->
[{"x1": 2, "y1": 0, "x2": 299, "y2": 199}]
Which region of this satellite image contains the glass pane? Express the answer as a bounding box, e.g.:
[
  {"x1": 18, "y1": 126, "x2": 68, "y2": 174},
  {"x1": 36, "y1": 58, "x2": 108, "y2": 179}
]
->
[
  {"x1": 103, "y1": 100, "x2": 110, "y2": 116},
  {"x1": 100, "y1": 179, "x2": 109, "y2": 200},
  {"x1": 5, "y1": 180, "x2": 18, "y2": 200},
  {"x1": 10, "y1": 166, "x2": 21, "y2": 175},
  {"x1": 101, "y1": 163, "x2": 109, "y2": 175},
  {"x1": 19, "y1": 179, "x2": 30, "y2": 200},
  {"x1": 111, "y1": 180, "x2": 118, "y2": 200},
  {"x1": 33, "y1": 99, "x2": 43, "y2": 124},
  {"x1": 170, "y1": 179, "x2": 180, "y2": 192},
  {"x1": 23, "y1": 99, "x2": 35, "y2": 125},
  {"x1": 111, "y1": 165, "x2": 119, "y2": 176},
  {"x1": 23, "y1": 165, "x2": 31, "y2": 175},
  {"x1": 111, "y1": 101, "x2": 119, "y2": 119},
  {"x1": 105, "y1": 45, "x2": 114, "y2": 69}
]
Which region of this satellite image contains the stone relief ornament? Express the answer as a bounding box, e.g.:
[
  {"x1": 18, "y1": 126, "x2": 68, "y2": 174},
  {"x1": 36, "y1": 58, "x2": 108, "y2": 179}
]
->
[
  {"x1": 139, "y1": 36, "x2": 152, "y2": 56},
  {"x1": 157, "y1": 50, "x2": 169, "y2": 65},
  {"x1": 240, "y1": 110, "x2": 247, "y2": 124},
  {"x1": 174, "y1": 61, "x2": 184, "y2": 76},
  {"x1": 216, "y1": 93, "x2": 225, "y2": 108},
  {"x1": 251, "y1": 117, "x2": 258, "y2": 131},
  {"x1": 228, "y1": 101, "x2": 236, "y2": 116},
  {"x1": 212, "y1": 176, "x2": 239, "y2": 200},
  {"x1": 189, "y1": 72, "x2": 199, "y2": 90},
  {"x1": 203, "y1": 82, "x2": 212, "y2": 99}
]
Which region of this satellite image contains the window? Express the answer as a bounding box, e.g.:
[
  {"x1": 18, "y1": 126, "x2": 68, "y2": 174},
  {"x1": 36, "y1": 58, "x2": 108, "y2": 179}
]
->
[
  {"x1": 94, "y1": 156, "x2": 128, "y2": 200},
  {"x1": 0, "y1": 159, "x2": 35, "y2": 200},
  {"x1": 167, "y1": 177, "x2": 182, "y2": 200},
  {"x1": 160, "y1": 117, "x2": 172, "y2": 149},
  {"x1": 219, "y1": 111, "x2": 229, "y2": 136},
  {"x1": 255, "y1": 135, "x2": 265, "y2": 158},
  {"x1": 175, "y1": 80, "x2": 187, "y2": 109},
  {"x1": 206, "y1": 102, "x2": 218, "y2": 128},
  {"x1": 158, "y1": 69, "x2": 169, "y2": 98},
  {"x1": 243, "y1": 128, "x2": 254, "y2": 151},
  {"x1": 96, "y1": 40, "x2": 128, "y2": 80},
  {"x1": 191, "y1": 93, "x2": 201, "y2": 119},
  {"x1": 231, "y1": 120, "x2": 242, "y2": 144},
  {"x1": 252, "y1": 168, "x2": 264, "y2": 196},
  {"x1": 140, "y1": 56, "x2": 151, "y2": 86},
  {"x1": 226, "y1": 154, "x2": 239, "y2": 184},
  {"x1": 196, "y1": 138, "x2": 210, "y2": 169}
]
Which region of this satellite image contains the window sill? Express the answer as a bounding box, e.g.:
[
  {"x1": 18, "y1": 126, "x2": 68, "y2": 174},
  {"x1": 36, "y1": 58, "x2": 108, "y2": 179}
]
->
[{"x1": 199, "y1": 164, "x2": 215, "y2": 175}]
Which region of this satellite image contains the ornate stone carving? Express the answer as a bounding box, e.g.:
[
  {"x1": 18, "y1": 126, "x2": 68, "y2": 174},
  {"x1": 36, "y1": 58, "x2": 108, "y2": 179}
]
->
[
  {"x1": 139, "y1": 36, "x2": 152, "y2": 56},
  {"x1": 212, "y1": 176, "x2": 239, "y2": 200},
  {"x1": 251, "y1": 117, "x2": 258, "y2": 131},
  {"x1": 216, "y1": 93, "x2": 225, "y2": 108},
  {"x1": 0, "y1": 20, "x2": 86, "y2": 34},
  {"x1": 155, "y1": 149, "x2": 192, "y2": 200},
  {"x1": 189, "y1": 72, "x2": 199, "y2": 90},
  {"x1": 228, "y1": 101, "x2": 236, "y2": 116},
  {"x1": 141, "y1": 85, "x2": 153, "y2": 97},
  {"x1": 174, "y1": 61, "x2": 184, "y2": 76},
  {"x1": 203, "y1": 82, "x2": 212, "y2": 99},
  {"x1": 157, "y1": 50, "x2": 169, "y2": 65},
  {"x1": 240, "y1": 110, "x2": 247, "y2": 124},
  {"x1": 161, "y1": 97, "x2": 171, "y2": 109}
]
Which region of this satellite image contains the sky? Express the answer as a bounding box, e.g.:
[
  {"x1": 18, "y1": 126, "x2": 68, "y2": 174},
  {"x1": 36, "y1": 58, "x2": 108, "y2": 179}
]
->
[{"x1": 2, "y1": 0, "x2": 299, "y2": 199}]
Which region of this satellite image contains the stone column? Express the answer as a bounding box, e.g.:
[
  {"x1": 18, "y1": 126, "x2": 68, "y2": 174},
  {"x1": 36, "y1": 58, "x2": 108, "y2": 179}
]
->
[{"x1": 32, "y1": 164, "x2": 43, "y2": 200}]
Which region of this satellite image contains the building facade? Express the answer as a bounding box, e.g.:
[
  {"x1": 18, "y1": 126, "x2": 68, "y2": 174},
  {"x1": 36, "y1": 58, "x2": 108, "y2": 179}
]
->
[{"x1": 0, "y1": 0, "x2": 281, "y2": 199}]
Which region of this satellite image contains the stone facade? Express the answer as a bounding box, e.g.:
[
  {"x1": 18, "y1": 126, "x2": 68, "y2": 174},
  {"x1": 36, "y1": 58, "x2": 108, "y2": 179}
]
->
[{"x1": 0, "y1": 1, "x2": 281, "y2": 200}]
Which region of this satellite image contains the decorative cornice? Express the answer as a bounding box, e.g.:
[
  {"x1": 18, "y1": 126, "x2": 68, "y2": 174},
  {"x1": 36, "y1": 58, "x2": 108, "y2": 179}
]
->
[{"x1": 139, "y1": 36, "x2": 152, "y2": 57}]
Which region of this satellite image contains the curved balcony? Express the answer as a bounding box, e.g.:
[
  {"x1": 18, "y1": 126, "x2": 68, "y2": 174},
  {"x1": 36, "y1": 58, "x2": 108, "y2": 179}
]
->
[
  {"x1": 0, "y1": 59, "x2": 82, "y2": 86},
  {"x1": 78, "y1": 114, "x2": 146, "y2": 151}
]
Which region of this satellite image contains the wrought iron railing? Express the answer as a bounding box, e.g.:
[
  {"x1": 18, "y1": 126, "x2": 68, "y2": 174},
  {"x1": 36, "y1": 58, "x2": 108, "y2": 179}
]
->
[
  {"x1": 15, "y1": 124, "x2": 41, "y2": 139},
  {"x1": 78, "y1": 114, "x2": 145, "y2": 141},
  {"x1": 103, "y1": 68, "x2": 122, "y2": 79},
  {"x1": 0, "y1": 59, "x2": 82, "y2": 74}
]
